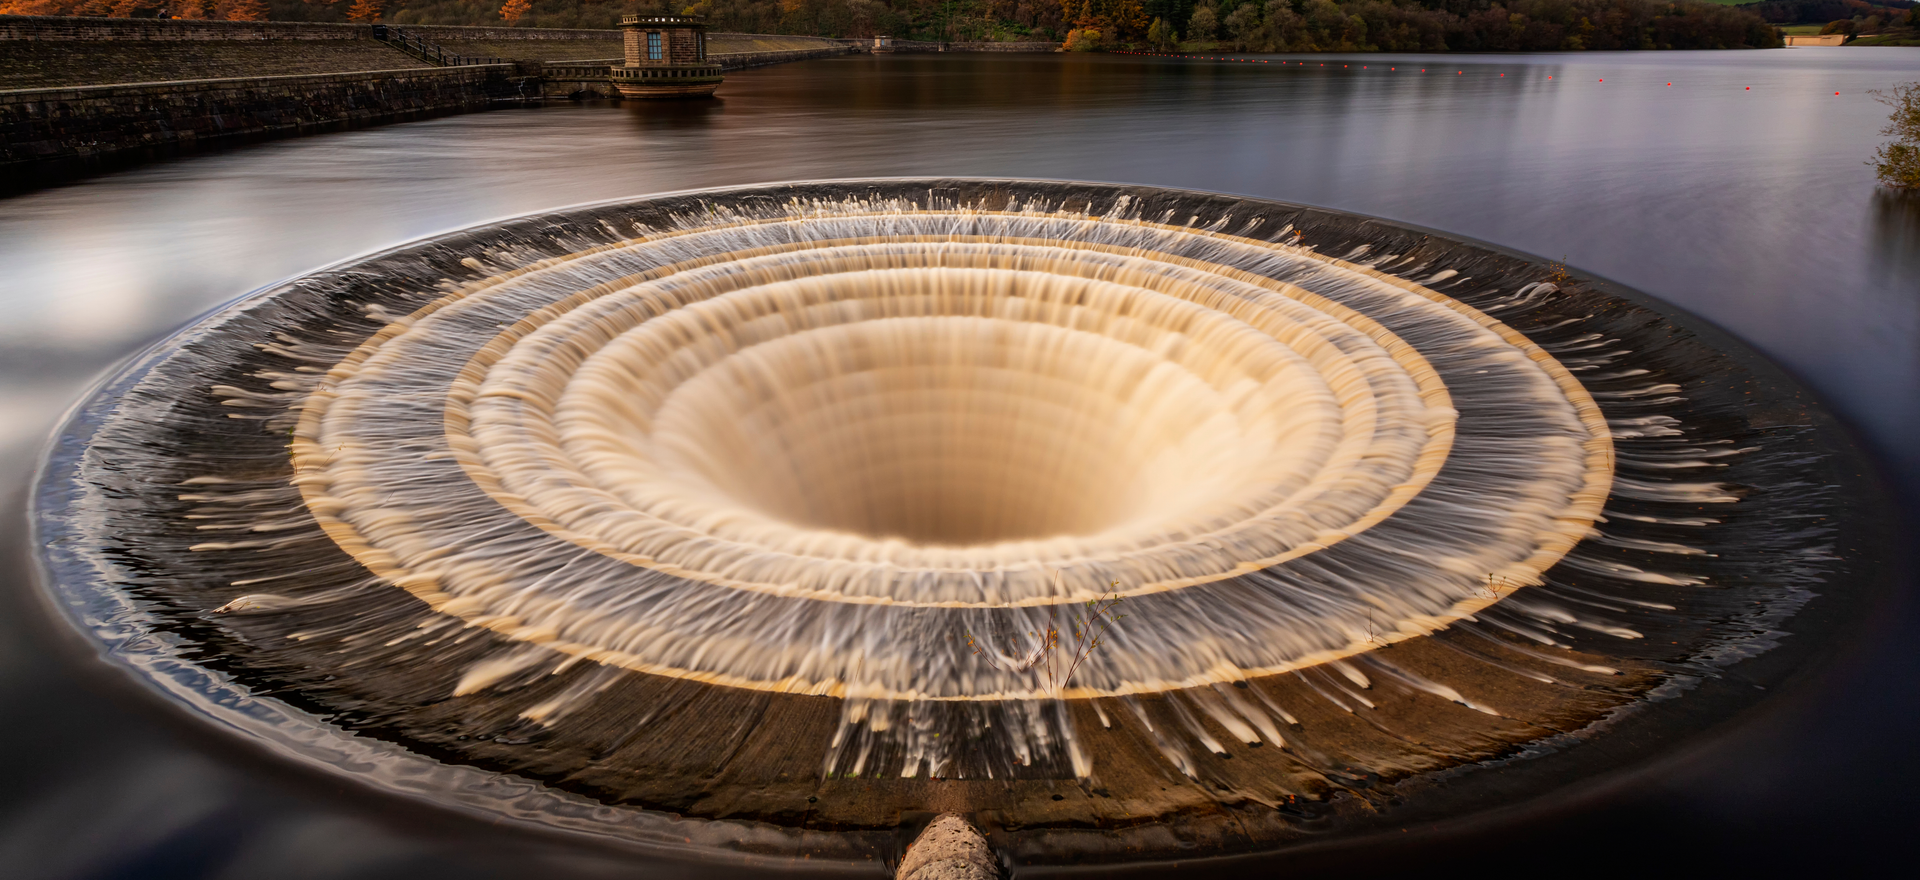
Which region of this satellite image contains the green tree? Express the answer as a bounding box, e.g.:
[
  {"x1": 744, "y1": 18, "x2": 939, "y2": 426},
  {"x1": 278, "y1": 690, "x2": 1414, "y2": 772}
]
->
[
  {"x1": 1871, "y1": 82, "x2": 1920, "y2": 189},
  {"x1": 1147, "y1": 16, "x2": 1178, "y2": 47},
  {"x1": 1187, "y1": 2, "x2": 1216, "y2": 40},
  {"x1": 1223, "y1": 1, "x2": 1259, "y2": 46}
]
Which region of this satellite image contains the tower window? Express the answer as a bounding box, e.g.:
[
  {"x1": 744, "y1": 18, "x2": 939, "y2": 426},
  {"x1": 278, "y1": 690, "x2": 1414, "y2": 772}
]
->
[{"x1": 647, "y1": 32, "x2": 662, "y2": 61}]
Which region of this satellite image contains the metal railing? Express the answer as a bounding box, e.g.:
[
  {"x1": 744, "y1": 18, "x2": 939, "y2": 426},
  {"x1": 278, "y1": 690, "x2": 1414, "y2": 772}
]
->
[{"x1": 371, "y1": 24, "x2": 504, "y2": 68}]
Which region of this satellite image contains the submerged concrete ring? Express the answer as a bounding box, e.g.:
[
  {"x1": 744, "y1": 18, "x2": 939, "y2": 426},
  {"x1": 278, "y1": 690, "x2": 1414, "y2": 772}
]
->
[{"x1": 285, "y1": 209, "x2": 1609, "y2": 699}]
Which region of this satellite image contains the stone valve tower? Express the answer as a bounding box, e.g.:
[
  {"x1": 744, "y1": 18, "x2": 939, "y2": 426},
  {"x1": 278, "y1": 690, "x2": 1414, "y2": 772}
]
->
[{"x1": 610, "y1": 15, "x2": 723, "y2": 99}]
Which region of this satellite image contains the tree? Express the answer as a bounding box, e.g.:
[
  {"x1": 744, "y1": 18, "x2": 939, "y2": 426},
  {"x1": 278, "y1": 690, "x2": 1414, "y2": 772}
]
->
[
  {"x1": 500, "y1": 0, "x2": 532, "y2": 21},
  {"x1": 346, "y1": 0, "x2": 382, "y2": 21},
  {"x1": 1819, "y1": 19, "x2": 1854, "y2": 35},
  {"x1": 1147, "y1": 16, "x2": 1177, "y2": 47},
  {"x1": 1063, "y1": 26, "x2": 1103, "y2": 49},
  {"x1": 222, "y1": 0, "x2": 266, "y2": 19},
  {"x1": 1224, "y1": 2, "x2": 1260, "y2": 47},
  {"x1": 1871, "y1": 82, "x2": 1920, "y2": 189},
  {"x1": 1188, "y1": 3, "x2": 1217, "y2": 40}
]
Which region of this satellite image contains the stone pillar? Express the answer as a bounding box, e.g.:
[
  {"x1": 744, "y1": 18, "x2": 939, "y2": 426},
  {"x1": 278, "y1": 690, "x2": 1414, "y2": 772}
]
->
[
  {"x1": 609, "y1": 15, "x2": 722, "y2": 100},
  {"x1": 897, "y1": 814, "x2": 1000, "y2": 880}
]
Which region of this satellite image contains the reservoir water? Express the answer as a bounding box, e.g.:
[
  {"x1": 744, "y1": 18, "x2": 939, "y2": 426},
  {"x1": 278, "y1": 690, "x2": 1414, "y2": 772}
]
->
[{"x1": 1, "y1": 49, "x2": 1916, "y2": 877}]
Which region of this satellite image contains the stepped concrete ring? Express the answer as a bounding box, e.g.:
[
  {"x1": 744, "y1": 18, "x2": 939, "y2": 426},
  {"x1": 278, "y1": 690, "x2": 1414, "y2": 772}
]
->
[{"x1": 30, "y1": 179, "x2": 1889, "y2": 868}]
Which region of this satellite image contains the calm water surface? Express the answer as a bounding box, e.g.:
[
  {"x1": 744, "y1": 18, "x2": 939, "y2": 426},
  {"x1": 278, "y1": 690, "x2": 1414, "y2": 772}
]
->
[{"x1": 1, "y1": 49, "x2": 1916, "y2": 877}]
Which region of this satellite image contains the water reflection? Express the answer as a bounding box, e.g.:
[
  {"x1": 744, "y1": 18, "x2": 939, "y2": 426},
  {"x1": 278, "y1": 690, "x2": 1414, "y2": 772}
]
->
[
  {"x1": 1869, "y1": 187, "x2": 1920, "y2": 280},
  {"x1": 622, "y1": 96, "x2": 727, "y2": 130}
]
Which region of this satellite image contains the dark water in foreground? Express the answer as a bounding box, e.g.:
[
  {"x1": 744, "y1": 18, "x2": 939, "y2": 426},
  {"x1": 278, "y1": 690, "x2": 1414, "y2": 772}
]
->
[{"x1": 0, "y1": 49, "x2": 1916, "y2": 877}]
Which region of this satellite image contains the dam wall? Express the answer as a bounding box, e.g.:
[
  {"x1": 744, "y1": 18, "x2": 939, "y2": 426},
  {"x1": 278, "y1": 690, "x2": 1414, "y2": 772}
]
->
[
  {"x1": 538, "y1": 40, "x2": 851, "y2": 98},
  {"x1": 0, "y1": 16, "x2": 855, "y2": 92},
  {"x1": 947, "y1": 41, "x2": 1061, "y2": 51},
  {"x1": 0, "y1": 16, "x2": 839, "y2": 51},
  {"x1": 0, "y1": 16, "x2": 618, "y2": 42},
  {"x1": 859, "y1": 39, "x2": 1061, "y2": 53},
  {"x1": 715, "y1": 45, "x2": 854, "y2": 70},
  {"x1": 0, "y1": 16, "x2": 1027, "y2": 183},
  {"x1": 0, "y1": 64, "x2": 513, "y2": 185}
]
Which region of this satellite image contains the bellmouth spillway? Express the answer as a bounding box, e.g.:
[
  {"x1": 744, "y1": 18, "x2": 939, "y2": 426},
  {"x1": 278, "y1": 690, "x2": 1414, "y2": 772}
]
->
[{"x1": 30, "y1": 180, "x2": 1885, "y2": 869}]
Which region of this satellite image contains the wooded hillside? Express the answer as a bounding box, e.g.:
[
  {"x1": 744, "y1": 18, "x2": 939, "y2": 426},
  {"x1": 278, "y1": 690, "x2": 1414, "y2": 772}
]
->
[{"x1": 1, "y1": 0, "x2": 1787, "y2": 51}]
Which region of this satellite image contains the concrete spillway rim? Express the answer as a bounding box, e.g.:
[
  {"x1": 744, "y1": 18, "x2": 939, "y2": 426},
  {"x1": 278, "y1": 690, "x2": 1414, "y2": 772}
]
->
[{"x1": 19, "y1": 178, "x2": 1899, "y2": 873}]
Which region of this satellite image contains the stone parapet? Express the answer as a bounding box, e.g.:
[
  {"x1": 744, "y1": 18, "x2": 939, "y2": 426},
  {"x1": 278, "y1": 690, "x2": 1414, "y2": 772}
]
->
[
  {"x1": 713, "y1": 46, "x2": 852, "y2": 70},
  {"x1": 709, "y1": 32, "x2": 849, "y2": 52}
]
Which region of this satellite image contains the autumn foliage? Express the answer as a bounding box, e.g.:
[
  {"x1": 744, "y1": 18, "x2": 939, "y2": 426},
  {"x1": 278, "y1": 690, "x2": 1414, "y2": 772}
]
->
[
  {"x1": 0, "y1": 0, "x2": 1785, "y2": 53},
  {"x1": 0, "y1": 0, "x2": 266, "y2": 16},
  {"x1": 1063, "y1": 0, "x2": 1148, "y2": 40},
  {"x1": 1871, "y1": 82, "x2": 1920, "y2": 189}
]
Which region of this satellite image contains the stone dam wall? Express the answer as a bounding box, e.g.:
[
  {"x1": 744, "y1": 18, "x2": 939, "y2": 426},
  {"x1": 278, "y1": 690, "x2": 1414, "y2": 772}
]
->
[
  {"x1": 0, "y1": 38, "x2": 430, "y2": 91},
  {"x1": 947, "y1": 41, "x2": 1061, "y2": 51},
  {"x1": 0, "y1": 16, "x2": 1047, "y2": 183},
  {"x1": 1, "y1": 65, "x2": 515, "y2": 185},
  {"x1": 861, "y1": 39, "x2": 1062, "y2": 52},
  {"x1": 0, "y1": 16, "x2": 620, "y2": 42},
  {"x1": 543, "y1": 46, "x2": 855, "y2": 98}
]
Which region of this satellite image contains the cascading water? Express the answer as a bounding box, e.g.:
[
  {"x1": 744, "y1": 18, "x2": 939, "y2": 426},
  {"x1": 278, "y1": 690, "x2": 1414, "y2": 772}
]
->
[{"x1": 31, "y1": 180, "x2": 1881, "y2": 869}]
